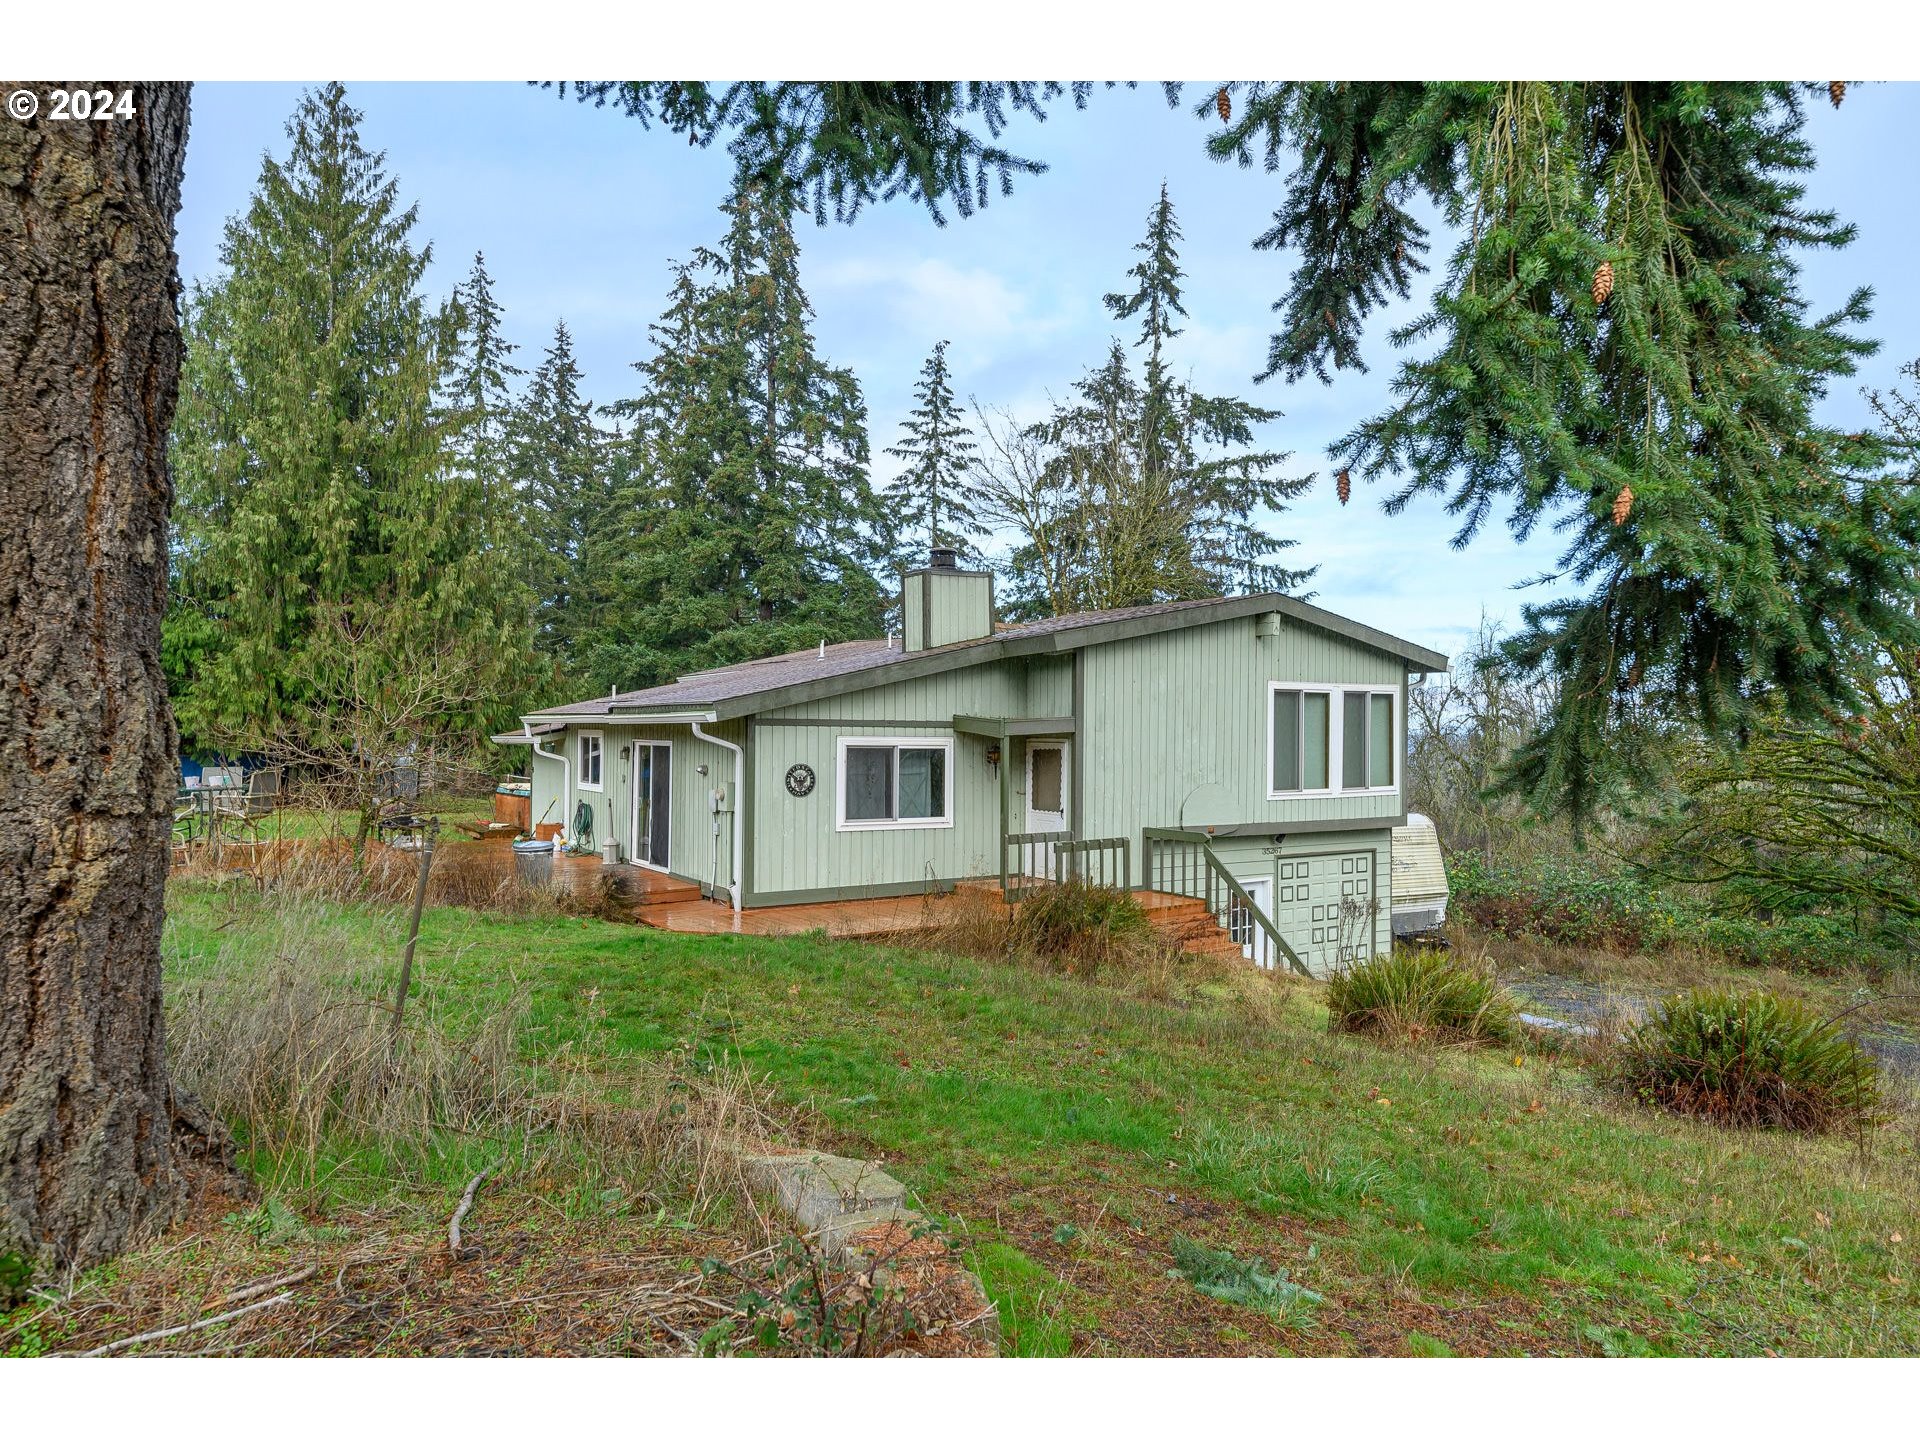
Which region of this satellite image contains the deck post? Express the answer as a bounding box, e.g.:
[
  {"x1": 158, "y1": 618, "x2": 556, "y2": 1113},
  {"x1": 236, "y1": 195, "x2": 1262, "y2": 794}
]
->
[{"x1": 998, "y1": 731, "x2": 1012, "y2": 896}]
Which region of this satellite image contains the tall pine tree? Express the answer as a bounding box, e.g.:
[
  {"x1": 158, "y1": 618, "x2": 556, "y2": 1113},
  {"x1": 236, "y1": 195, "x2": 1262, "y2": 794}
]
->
[
  {"x1": 884, "y1": 339, "x2": 984, "y2": 562},
  {"x1": 447, "y1": 250, "x2": 522, "y2": 498},
  {"x1": 167, "y1": 83, "x2": 537, "y2": 756},
  {"x1": 991, "y1": 184, "x2": 1313, "y2": 614},
  {"x1": 508, "y1": 320, "x2": 611, "y2": 678},
  {"x1": 586, "y1": 180, "x2": 890, "y2": 690}
]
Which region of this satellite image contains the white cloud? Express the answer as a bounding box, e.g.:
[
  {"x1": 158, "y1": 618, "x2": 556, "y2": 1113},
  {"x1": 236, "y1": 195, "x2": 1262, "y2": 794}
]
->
[{"x1": 813, "y1": 255, "x2": 1074, "y2": 354}]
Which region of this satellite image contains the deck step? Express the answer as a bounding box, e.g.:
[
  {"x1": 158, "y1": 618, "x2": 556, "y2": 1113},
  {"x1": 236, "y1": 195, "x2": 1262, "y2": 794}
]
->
[
  {"x1": 1139, "y1": 889, "x2": 1252, "y2": 964},
  {"x1": 627, "y1": 882, "x2": 703, "y2": 907}
]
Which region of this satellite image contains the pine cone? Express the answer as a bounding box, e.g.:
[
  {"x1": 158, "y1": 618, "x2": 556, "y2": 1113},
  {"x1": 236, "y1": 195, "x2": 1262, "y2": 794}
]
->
[
  {"x1": 1216, "y1": 87, "x2": 1231, "y2": 123},
  {"x1": 1830, "y1": 81, "x2": 1847, "y2": 108},
  {"x1": 1592, "y1": 260, "x2": 1615, "y2": 308},
  {"x1": 1336, "y1": 468, "x2": 1352, "y2": 506},
  {"x1": 1611, "y1": 484, "x2": 1634, "y2": 526}
]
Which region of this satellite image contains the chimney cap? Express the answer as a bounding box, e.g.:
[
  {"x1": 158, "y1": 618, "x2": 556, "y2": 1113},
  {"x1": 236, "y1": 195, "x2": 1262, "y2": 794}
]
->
[{"x1": 928, "y1": 546, "x2": 959, "y2": 571}]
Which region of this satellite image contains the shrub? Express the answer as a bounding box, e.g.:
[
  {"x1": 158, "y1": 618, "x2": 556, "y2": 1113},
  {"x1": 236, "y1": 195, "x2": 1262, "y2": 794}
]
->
[
  {"x1": 1013, "y1": 880, "x2": 1152, "y2": 960},
  {"x1": 1697, "y1": 913, "x2": 1873, "y2": 974},
  {"x1": 1326, "y1": 947, "x2": 1518, "y2": 1047},
  {"x1": 925, "y1": 884, "x2": 1271, "y2": 1007},
  {"x1": 1606, "y1": 987, "x2": 1882, "y2": 1132},
  {"x1": 1450, "y1": 854, "x2": 1674, "y2": 952}
]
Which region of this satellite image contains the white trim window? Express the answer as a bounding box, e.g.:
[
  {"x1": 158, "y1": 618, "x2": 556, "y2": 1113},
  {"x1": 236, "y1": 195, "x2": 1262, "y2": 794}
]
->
[
  {"x1": 1268, "y1": 688, "x2": 1333, "y2": 794},
  {"x1": 577, "y1": 729, "x2": 605, "y2": 791},
  {"x1": 835, "y1": 736, "x2": 955, "y2": 831},
  {"x1": 1267, "y1": 683, "x2": 1398, "y2": 798}
]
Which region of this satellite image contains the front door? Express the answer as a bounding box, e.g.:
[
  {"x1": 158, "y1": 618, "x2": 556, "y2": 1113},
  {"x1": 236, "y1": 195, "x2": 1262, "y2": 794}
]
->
[
  {"x1": 1023, "y1": 741, "x2": 1069, "y2": 877},
  {"x1": 1229, "y1": 877, "x2": 1274, "y2": 969},
  {"x1": 630, "y1": 743, "x2": 672, "y2": 871}
]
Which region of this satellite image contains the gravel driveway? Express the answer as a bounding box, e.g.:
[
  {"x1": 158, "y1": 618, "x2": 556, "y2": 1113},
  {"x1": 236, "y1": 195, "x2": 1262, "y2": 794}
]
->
[{"x1": 1507, "y1": 974, "x2": 1920, "y2": 1081}]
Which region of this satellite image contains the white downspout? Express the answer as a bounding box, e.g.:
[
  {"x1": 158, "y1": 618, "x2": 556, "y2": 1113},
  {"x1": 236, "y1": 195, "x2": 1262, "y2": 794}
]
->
[
  {"x1": 525, "y1": 722, "x2": 571, "y2": 846},
  {"x1": 691, "y1": 719, "x2": 744, "y2": 912}
]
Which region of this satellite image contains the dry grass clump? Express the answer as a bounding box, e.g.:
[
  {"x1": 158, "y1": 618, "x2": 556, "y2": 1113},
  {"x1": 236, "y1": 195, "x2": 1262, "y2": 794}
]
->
[
  {"x1": 178, "y1": 836, "x2": 610, "y2": 918},
  {"x1": 165, "y1": 901, "x2": 540, "y2": 1195},
  {"x1": 162, "y1": 895, "x2": 770, "y2": 1218},
  {"x1": 1606, "y1": 987, "x2": 1884, "y2": 1133},
  {"x1": 929, "y1": 886, "x2": 1193, "y2": 989},
  {"x1": 1326, "y1": 946, "x2": 1519, "y2": 1047}
]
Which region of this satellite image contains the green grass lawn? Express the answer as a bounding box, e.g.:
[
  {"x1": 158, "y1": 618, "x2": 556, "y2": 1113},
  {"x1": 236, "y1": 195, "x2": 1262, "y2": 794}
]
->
[
  {"x1": 158, "y1": 877, "x2": 1920, "y2": 1357},
  {"x1": 219, "y1": 797, "x2": 494, "y2": 843}
]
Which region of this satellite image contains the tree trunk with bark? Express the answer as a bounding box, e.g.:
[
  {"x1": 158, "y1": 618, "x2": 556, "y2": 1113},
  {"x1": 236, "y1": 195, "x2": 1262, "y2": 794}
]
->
[{"x1": 0, "y1": 82, "x2": 198, "y2": 1275}]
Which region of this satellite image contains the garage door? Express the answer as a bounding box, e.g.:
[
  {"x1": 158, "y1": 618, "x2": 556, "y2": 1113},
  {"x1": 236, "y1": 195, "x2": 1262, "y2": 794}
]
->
[{"x1": 1273, "y1": 852, "x2": 1376, "y2": 976}]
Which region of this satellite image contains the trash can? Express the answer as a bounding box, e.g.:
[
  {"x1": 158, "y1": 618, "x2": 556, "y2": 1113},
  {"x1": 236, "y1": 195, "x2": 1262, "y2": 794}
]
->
[{"x1": 601, "y1": 838, "x2": 619, "y2": 866}]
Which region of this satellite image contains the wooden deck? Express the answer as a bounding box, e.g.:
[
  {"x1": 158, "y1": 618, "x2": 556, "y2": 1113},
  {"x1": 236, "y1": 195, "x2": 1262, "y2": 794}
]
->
[
  {"x1": 524, "y1": 851, "x2": 970, "y2": 936},
  {"x1": 172, "y1": 833, "x2": 1247, "y2": 953},
  {"x1": 637, "y1": 889, "x2": 976, "y2": 937}
]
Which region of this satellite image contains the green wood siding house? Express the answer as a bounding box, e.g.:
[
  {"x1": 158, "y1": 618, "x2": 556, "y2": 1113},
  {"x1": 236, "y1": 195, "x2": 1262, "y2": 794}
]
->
[{"x1": 499, "y1": 553, "x2": 1447, "y2": 976}]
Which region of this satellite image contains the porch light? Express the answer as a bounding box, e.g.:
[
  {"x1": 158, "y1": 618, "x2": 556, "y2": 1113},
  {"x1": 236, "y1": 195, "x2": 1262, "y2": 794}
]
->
[{"x1": 984, "y1": 741, "x2": 1002, "y2": 768}]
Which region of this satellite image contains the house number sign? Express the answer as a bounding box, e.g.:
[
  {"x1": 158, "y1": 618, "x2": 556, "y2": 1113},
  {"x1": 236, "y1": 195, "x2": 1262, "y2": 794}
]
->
[{"x1": 784, "y1": 763, "x2": 816, "y2": 798}]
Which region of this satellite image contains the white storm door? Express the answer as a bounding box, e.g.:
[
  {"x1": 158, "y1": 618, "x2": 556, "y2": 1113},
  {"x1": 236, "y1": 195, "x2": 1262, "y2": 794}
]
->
[{"x1": 1023, "y1": 741, "x2": 1069, "y2": 877}]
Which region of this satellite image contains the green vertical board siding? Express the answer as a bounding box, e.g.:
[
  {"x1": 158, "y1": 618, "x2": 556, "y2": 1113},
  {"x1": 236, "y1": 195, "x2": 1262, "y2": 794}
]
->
[
  {"x1": 903, "y1": 569, "x2": 994, "y2": 650},
  {"x1": 750, "y1": 722, "x2": 1000, "y2": 894},
  {"x1": 1079, "y1": 615, "x2": 1408, "y2": 868},
  {"x1": 528, "y1": 749, "x2": 566, "y2": 834},
  {"x1": 1210, "y1": 828, "x2": 1395, "y2": 973},
  {"x1": 903, "y1": 575, "x2": 925, "y2": 651},
  {"x1": 524, "y1": 720, "x2": 743, "y2": 890},
  {"x1": 750, "y1": 656, "x2": 1069, "y2": 897}
]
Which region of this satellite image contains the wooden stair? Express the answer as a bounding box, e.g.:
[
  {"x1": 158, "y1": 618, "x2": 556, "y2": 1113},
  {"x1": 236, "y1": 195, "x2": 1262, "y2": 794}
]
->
[
  {"x1": 1140, "y1": 893, "x2": 1246, "y2": 962},
  {"x1": 617, "y1": 872, "x2": 704, "y2": 908}
]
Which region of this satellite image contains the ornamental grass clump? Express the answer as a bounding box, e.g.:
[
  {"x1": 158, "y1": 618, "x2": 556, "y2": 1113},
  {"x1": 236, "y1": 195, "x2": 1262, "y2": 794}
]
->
[
  {"x1": 1014, "y1": 880, "x2": 1152, "y2": 959},
  {"x1": 1326, "y1": 947, "x2": 1518, "y2": 1047},
  {"x1": 1607, "y1": 987, "x2": 1882, "y2": 1132}
]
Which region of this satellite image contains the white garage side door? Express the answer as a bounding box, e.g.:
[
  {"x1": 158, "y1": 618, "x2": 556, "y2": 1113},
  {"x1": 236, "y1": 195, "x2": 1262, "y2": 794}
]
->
[
  {"x1": 1274, "y1": 852, "x2": 1377, "y2": 977},
  {"x1": 1227, "y1": 877, "x2": 1274, "y2": 969}
]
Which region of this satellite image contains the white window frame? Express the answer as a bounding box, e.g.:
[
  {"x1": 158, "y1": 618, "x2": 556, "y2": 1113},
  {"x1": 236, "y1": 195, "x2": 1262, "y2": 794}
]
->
[
  {"x1": 1265, "y1": 686, "x2": 1336, "y2": 798},
  {"x1": 1266, "y1": 681, "x2": 1400, "y2": 800},
  {"x1": 834, "y1": 735, "x2": 956, "y2": 832},
  {"x1": 577, "y1": 729, "x2": 605, "y2": 792}
]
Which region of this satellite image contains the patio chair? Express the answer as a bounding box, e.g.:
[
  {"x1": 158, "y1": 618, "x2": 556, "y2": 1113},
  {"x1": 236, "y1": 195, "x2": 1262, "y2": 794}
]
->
[
  {"x1": 171, "y1": 793, "x2": 203, "y2": 863},
  {"x1": 209, "y1": 767, "x2": 281, "y2": 846}
]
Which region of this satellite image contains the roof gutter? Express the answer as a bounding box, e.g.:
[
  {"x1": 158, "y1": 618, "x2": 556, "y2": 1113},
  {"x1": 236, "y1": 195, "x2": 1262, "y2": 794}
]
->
[
  {"x1": 518, "y1": 709, "x2": 721, "y2": 726},
  {"x1": 525, "y1": 721, "x2": 571, "y2": 844},
  {"x1": 690, "y1": 720, "x2": 744, "y2": 913},
  {"x1": 603, "y1": 709, "x2": 722, "y2": 724}
]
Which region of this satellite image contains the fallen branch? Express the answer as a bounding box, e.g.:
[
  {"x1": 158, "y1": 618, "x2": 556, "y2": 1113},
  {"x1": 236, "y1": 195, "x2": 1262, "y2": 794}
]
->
[
  {"x1": 449, "y1": 1161, "x2": 501, "y2": 1260},
  {"x1": 70, "y1": 1291, "x2": 295, "y2": 1358},
  {"x1": 221, "y1": 1264, "x2": 318, "y2": 1308}
]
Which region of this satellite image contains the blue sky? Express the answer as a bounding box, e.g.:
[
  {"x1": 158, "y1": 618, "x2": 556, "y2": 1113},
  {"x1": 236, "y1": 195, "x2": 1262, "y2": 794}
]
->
[{"x1": 175, "y1": 81, "x2": 1920, "y2": 660}]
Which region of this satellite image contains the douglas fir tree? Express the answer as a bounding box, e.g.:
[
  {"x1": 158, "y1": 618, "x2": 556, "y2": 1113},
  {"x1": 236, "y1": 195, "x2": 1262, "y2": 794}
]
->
[
  {"x1": 991, "y1": 183, "x2": 1314, "y2": 615},
  {"x1": 1205, "y1": 81, "x2": 1920, "y2": 815},
  {"x1": 167, "y1": 83, "x2": 537, "y2": 756},
  {"x1": 585, "y1": 179, "x2": 890, "y2": 690},
  {"x1": 885, "y1": 339, "x2": 985, "y2": 563}
]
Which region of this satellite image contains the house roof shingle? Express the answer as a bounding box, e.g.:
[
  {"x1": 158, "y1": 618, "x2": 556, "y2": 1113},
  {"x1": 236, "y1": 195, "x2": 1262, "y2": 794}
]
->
[{"x1": 523, "y1": 593, "x2": 1447, "y2": 724}]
